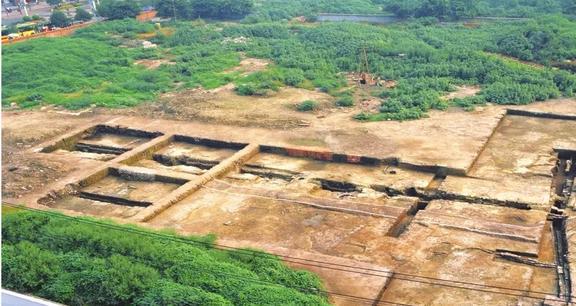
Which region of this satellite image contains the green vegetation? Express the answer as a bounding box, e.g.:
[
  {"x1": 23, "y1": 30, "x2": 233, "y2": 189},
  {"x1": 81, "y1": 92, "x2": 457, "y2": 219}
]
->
[
  {"x1": 378, "y1": 0, "x2": 479, "y2": 20},
  {"x1": 217, "y1": 18, "x2": 575, "y2": 119},
  {"x1": 379, "y1": 0, "x2": 575, "y2": 18},
  {"x1": 3, "y1": 12, "x2": 575, "y2": 120},
  {"x1": 246, "y1": 0, "x2": 382, "y2": 22},
  {"x1": 476, "y1": 0, "x2": 575, "y2": 17},
  {"x1": 2, "y1": 210, "x2": 330, "y2": 306},
  {"x1": 335, "y1": 95, "x2": 355, "y2": 107},
  {"x1": 75, "y1": 8, "x2": 93, "y2": 22},
  {"x1": 97, "y1": 0, "x2": 141, "y2": 20},
  {"x1": 156, "y1": 0, "x2": 254, "y2": 20},
  {"x1": 3, "y1": 37, "x2": 167, "y2": 109},
  {"x1": 297, "y1": 100, "x2": 319, "y2": 111},
  {"x1": 46, "y1": 0, "x2": 62, "y2": 6},
  {"x1": 50, "y1": 11, "x2": 70, "y2": 28}
]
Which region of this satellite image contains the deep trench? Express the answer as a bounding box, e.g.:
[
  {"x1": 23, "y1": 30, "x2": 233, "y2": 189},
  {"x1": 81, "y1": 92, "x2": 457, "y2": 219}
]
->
[
  {"x1": 549, "y1": 153, "x2": 575, "y2": 302},
  {"x1": 91, "y1": 125, "x2": 164, "y2": 139},
  {"x1": 152, "y1": 154, "x2": 219, "y2": 170},
  {"x1": 77, "y1": 191, "x2": 152, "y2": 207},
  {"x1": 42, "y1": 125, "x2": 163, "y2": 154},
  {"x1": 75, "y1": 143, "x2": 131, "y2": 155},
  {"x1": 69, "y1": 168, "x2": 187, "y2": 208},
  {"x1": 387, "y1": 200, "x2": 429, "y2": 237},
  {"x1": 317, "y1": 179, "x2": 361, "y2": 193},
  {"x1": 240, "y1": 165, "x2": 297, "y2": 181}
]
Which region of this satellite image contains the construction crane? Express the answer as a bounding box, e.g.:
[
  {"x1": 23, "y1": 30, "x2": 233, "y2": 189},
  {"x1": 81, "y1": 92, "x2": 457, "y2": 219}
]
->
[
  {"x1": 357, "y1": 47, "x2": 382, "y2": 87},
  {"x1": 359, "y1": 47, "x2": 371, "y2": 85}
]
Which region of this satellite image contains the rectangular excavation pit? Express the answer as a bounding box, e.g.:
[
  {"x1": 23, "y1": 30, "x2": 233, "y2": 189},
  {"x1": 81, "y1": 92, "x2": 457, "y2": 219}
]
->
[
  {"x1": 410, "y1": 200, "x2": 548, "y2": 256},
  {"x1": 45, "y1": 167, "x2": 186, "y2": 218},
  {"x1": 131, "y1": 135, "x2": 247, "y2": 174},
  {"x1": 41, "y1": 125, "x2": 164, "y2": 160},
  {"x1": 224, "y1": 164, "x2": 422, "y2": 212},
  {"x1": 244, "y1": 151, "x2": 435, "y2": 193},
  {"x1": 147, "y1": 184, "x2": 408, "y2": 254}
]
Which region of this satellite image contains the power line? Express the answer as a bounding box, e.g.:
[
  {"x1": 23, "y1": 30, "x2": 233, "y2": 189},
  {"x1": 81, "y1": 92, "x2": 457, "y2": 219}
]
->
[
  {"x1": 3, "y1": 203, "x2": 571, "y2": 304},
  {"x1": 1, "y1": 203, "x2": 564, "y2": 301},
  {"x1": 3, "y1": 205, "x2": 410, "y2": 306}
]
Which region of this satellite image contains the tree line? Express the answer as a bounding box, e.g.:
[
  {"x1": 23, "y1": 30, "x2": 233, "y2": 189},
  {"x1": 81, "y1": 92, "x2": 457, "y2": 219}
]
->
[
  {"x1": 156, "y1": 0, "x2": 254, "y2": 20},
  {"x1": 378, "y1": 0, "x2": 575, "y2": 19}
]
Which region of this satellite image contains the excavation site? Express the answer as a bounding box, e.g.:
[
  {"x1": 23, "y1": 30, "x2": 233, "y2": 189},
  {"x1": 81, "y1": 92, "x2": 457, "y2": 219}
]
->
[
  {"x1": 2, "y1": 98, "x2": 575, "y2": 305},
  {"x1": 3, "y1": 2, "x2": 576, "y2": 304}
]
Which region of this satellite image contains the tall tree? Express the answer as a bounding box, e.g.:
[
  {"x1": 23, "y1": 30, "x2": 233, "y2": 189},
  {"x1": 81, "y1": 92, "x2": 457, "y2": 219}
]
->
[
  {"x1": 74, "y1": 8, "x2": 93, "y2": 22},
  {"x1": 50, "y1": 11, "x2": 70, "y2": 27},
  {"x1": 156, "y1": 0, "x2": 254, "y2": 20},
  {"x1": 97, "y1": 0, "x2": 141, "y2": 20}
]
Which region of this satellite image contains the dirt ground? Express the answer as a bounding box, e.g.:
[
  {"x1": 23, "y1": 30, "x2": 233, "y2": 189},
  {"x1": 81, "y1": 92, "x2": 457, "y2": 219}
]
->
[
  {"x1": 2, "y1": 112, "x2": 104, "y2": 199},
  {"x1": 134, "y1": 58, "x2": 174, "y2": 70},
  {"x1": 225, "y1": 57, "x2": 270, "y2": 76},
  {"x1": 2, "y1": 94, "x2": 576, "y2": 305},
  {"x1": 442, "y1": 85, "x2": 481, "y2": 100}
]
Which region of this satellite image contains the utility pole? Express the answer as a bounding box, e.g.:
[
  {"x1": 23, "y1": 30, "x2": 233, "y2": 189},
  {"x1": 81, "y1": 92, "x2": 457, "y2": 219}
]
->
[
  {"x1": 19, "y1": 0, "x2": 29, "y2": 17},
  {"x1": 89, "y1": 0, "x2": 97, "y2": 15}
]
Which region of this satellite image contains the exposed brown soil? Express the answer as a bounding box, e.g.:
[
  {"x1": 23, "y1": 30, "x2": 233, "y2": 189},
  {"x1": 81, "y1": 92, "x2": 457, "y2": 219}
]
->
[
  {"x1": 134, "y1": 58, "x2": 174, "y2": 69},
  {"x1": 224, "y1": 57, "x2": 270, "y2": 76},
  {"x1": 114, "y1": 84, "x2": 332, "y2": 129},
  {"x1": 2, "y1": 112, "x2": 105, "y2": 199},
  {"x1": 3, "y1": 96, "x2": 576, "y2": 305},
  {"x1": 442, "y1": 85, "x2": 481, "y2": 100}
]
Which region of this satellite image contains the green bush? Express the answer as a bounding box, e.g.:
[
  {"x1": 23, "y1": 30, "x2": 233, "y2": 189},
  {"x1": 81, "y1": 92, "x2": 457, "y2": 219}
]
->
[
  {"x1": 235, "y1": 84, "x2": 258, "y2": 96},
  {"x1": 297, "y1": 100, "x2": 318, "y2": 111},
  {"x1": 135, "y1": 280, "x2": 232, "y2": 306},
  {"x1": 452, "y1": 95, "x2": 486, "y2": 111},
  {"x1": 2, "y1": 211, "x2": 329, "y2": 306},
  {"x1": 335, "y1": 96, "x2": 354, "y2": 107}
]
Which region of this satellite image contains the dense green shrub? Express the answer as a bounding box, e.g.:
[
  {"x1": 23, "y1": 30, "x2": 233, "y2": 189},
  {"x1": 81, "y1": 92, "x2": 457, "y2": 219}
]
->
[
  {"x1": 135, "y1": 280, "x2": 232, "y2": 305},
  {"x1": 336, "y1": 96, "x2": 354, "y2": 107},
  {"x1": 2, "y1": 211, "x2": 330, "y2": 306},
  {"x1": 452, "y1": 95, "x2": 486, "y2": 110},
  {"x1": 297, "y1": 100, "x2": 319, "y2": 111}
]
